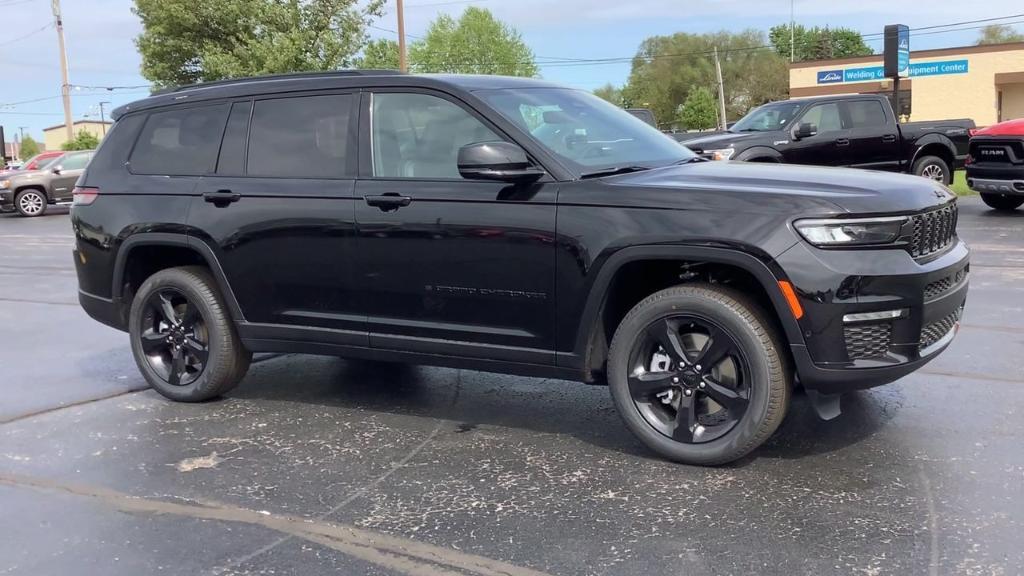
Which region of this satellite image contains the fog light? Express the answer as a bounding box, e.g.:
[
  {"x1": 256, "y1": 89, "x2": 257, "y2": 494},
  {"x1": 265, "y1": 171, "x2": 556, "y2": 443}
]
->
[{"x1": 843, "y1": 309, "x2": 904, "y2": 323}]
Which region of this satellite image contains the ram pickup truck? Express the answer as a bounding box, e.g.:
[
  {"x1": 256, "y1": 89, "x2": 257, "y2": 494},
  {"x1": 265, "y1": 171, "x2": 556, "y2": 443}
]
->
[
  {"x1": 683, "y1": 94, "x2": 974, "y2": 185},
  {"x1": 966, "y1": 118, "x2": 1024, "y2": 211}
]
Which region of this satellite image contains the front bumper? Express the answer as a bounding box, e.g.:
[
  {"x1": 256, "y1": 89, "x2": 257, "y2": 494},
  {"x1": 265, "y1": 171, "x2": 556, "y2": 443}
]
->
[
  {"x1": 0, "y1": 189, "x2": 12, "y2": 212},
  {"x1": 967, "y1": 164, "x2": 1024, "y2": 195},
  {"x1": 777, "y1": 239, "x2": 969, "y2": 394}
]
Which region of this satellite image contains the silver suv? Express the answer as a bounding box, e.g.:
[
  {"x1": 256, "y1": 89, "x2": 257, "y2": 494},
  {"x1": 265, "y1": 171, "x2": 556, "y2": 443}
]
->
[{"x1": 0, "y1": 150, "x2": 94, "y2": 216}]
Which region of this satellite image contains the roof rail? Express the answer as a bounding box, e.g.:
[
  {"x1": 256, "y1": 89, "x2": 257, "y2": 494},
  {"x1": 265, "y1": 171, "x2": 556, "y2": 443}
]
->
[{"x1": 151, "y1": 69, "x2": 403, "y2": 96}]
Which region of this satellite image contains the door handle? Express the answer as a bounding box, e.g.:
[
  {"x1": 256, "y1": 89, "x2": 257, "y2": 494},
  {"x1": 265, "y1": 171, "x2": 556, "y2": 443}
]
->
[
  {"x1": 203, "y1": 189, "x2": 241, "y2": 207},
  {"x1": 364, "y1": 193, "x2": 412, "y2": 211},
  {"x1": 881, "y1": 134, "x2": 897, "y2": 143},
  {"x1": 835, "y1": 138, "x2": 851, "y2": 147}
]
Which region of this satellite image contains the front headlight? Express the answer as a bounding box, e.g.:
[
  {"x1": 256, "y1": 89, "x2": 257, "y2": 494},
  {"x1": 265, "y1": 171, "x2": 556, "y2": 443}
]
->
[
  {"x1": 705, "y1": 148, "x2": 735, "y2": 161},
  {"x1": 794, "y1": 216, "x2": 907, "y2": 247},
  {"x1": 0, "y1": 180, "x2": 10, "y2": 189}
]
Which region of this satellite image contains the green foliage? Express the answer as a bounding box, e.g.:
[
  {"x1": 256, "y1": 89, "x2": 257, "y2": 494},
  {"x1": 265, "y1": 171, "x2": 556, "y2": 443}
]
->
[
  {"x1": 18, "y1": 135, "x2": 40, "y2": 159},
  {"x1": 356, "y1": 38, "x2": 400, "y2": 70},
  {"x1": 61, "y1": 130, "x2": 100, "y2": 151},
  {"x1": 409, "y1": 7, "x2": 537, "y2": 77},
  {"x1": 768, "y1": 24, "x2": 872, "y2": 62},
  {"x1": 678, "y1": 87, "x2": 718, "y2": 131},
  {"x1": 593, "y1": 83, "x2": 624, "y2": 106},
  {"x1": 976, "y1": 24, "x2": 1024, "y2": 45},
  {"x1": 623, "y1": 30, "x2": 787, "y2": 126},
  {"x1": 133, "y1": 0, "x2": 385, "y2": 86}
]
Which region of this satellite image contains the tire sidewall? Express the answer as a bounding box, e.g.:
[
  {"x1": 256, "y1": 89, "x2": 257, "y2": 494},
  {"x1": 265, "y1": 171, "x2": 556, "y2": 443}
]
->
[
  {"x1": 129, "y1": 269, "x2": 231, "y2": 402},
  {"x1": 980, "y1": 193, "x2": 1024, "y2": 211},
  {"x1": 914, "y1": 155, "x2": 951, "y2": 186},
  {"x1": 15, "y1": 190, "x2": 47, "y2": 217},
  {"x1": 608, "y1": 289, "x2": 779, "y2": 465}
]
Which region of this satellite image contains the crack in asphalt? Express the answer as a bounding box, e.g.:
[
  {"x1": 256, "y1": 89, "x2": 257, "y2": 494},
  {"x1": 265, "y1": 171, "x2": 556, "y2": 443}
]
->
[
  {"x1": 0, "y1": 297, "x2": 78, "y2": 306},
  {"x1": 0, "y1": 387, "x2": 147, "y2": 426},
  {"x1": 0, "y1": 472, "x2": 550, "y2": 576}
]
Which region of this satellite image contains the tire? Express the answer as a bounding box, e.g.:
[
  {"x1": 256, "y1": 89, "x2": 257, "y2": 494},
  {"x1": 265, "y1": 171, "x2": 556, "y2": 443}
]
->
[
  {"x1": 980, "y1": 193, "x2": 1024, "y2": 211},
  {"x1": 14, "y1": 189, "x2": 47, "y2": 217},
  {"x1": 129, "y1": 266, "x2": 251, "y2": 402},
  {"x1": 912, "y1": 155, "x2": 951, "y2": 185},
  {"x1": 607, "y1": 284, "x2": 790, "y2": 466}
]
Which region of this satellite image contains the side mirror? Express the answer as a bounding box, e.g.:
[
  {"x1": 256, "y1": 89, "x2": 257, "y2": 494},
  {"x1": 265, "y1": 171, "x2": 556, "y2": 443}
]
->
[
  {"x1": 458, "y1": 141, "x2": 544, "y2": 183},
  {"x1": 51, "y1": 165, "x2": 63, "y2": 174},
  {"x1": 793, "y1": 122, "x2": 818, "y2": 140}
]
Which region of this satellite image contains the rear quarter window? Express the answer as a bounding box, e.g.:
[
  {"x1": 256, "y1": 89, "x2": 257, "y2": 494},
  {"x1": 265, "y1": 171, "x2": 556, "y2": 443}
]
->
[{"x1": 129, "y1": 104, "x2": 230, "y2": 176}]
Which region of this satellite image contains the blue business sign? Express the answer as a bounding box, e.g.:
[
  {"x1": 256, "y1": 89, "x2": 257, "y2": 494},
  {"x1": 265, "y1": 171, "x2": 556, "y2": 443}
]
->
[
  {"x1": 815, "y1": 59, "x2": 969, "y2": 84},
  {"x1": 897, "y1": 27, "x2": 910, "y2": 77}
]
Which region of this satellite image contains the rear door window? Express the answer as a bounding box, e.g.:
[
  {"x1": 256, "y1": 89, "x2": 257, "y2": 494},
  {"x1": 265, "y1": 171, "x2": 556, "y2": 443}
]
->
[
  {"x1": 246, "y1": 94, "x2": 354, "y2": 179},
  {"x1": 845, "y1": 100, "x2": 888, "y2": 128},
  {"x1": 130, "y1": 104, "x2": 230, "y2": 176}
]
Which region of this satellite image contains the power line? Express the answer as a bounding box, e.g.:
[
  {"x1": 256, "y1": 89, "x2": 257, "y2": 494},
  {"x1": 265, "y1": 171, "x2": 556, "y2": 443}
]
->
[{"x1": 0, "y1": 22, "x2": 52, "y2": 48}]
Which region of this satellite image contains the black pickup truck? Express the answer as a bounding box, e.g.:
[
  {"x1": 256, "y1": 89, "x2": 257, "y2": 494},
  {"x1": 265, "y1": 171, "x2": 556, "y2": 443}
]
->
[{"x1": 682, "y1": 94, "x2": 974, "y2": 185}]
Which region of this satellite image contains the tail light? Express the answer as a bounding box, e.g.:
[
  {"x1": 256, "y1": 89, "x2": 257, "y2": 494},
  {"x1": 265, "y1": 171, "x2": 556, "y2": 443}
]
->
[{"x1": 72, "y1": 186, "x2": 99, "y2": 206}]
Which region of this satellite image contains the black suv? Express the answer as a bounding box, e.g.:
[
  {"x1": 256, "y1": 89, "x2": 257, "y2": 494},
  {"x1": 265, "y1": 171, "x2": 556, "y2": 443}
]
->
[{"x1": 73, "y1": 71, "x2": 969, "y2": 465}]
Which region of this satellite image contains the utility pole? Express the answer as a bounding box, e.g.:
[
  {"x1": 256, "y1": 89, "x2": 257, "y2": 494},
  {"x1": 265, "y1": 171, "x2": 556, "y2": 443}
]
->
[
  {"x1": 713, "y1": 47, "x2": 727, "y2": 131},
  {"x1": 52, "y1": 0, "x2": 73, "y2": 143},
  {"x1": 99, "y1": 101, "x2": 110, "y2": 135},
  {"x1": 396, "y1": 0, "x2": 408, "y2": 72},
  {"x1": 790, "y1": 0, "x2": 795, "y2": 62}
]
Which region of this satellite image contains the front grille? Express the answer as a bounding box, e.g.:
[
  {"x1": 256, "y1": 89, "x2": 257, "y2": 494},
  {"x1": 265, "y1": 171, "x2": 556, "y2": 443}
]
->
[
  {"x1": 908, "y1": 203, "x2": 958, "y2": 259},
  {"x1": 924, "y1": 267, "x2": 968, "y2": 301},
  {"x1": 969, "y1": 138, "x2": 1024, "y2": 165},
  {"x1": 920, "y1": 308, "x2": 963, "y2": 350},
  {"x1": 844, "y1": 323, "x2": 892, "y2": 360}
]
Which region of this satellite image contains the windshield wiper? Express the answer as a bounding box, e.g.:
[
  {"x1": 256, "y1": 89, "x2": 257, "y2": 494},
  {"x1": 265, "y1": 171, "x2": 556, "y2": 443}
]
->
[
  {"x1": 674, "y1": 156, "x2": 708, "y2": 164},
  {"x1": 579, "y1": 165, "x2": 651, "y2": 179}
]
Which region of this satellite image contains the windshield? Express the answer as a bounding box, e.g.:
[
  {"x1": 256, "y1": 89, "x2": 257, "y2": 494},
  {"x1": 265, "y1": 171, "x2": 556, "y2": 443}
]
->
[
  {"x1": 730, "y1": 102, "x2": 804, "y2": 132},
  {"x1": 477, "y1": 88, "x2": 694, "y2": 171}
]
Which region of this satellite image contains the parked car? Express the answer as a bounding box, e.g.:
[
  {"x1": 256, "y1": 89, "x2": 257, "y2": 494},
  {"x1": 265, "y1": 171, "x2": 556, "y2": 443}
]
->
[
  {"x1": 0, "y1": 150, "x2": 64, "y2": 177},
  {"x1": 626, "y1": 108, "x2": 657, "y2": 128},
  {"x1": 682, "y1": 94, "x2": 974, "y2": 185},
  {"x1": 0, "y1": 150, "x2": 95, "y2": 216},
  {"x1": 965, "y1": 118, "x2": 1024, "y2": 211},
  {"x1": 73, "y1": 72, "x2": 968, "y2": 465}
]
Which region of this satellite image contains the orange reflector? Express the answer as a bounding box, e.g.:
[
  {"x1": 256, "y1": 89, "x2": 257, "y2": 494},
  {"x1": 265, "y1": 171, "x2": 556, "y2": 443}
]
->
[{"x1": 778, "y1": 281, "x2": 804, "y2": 320}]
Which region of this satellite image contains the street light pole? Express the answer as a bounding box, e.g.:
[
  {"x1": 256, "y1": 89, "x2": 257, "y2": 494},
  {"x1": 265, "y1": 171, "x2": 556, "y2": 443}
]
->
[
  {"x1": 99, "y1": 101, "x2": 111, "y2": 135},
  {"x1": 52, "y1": 0, "x2": 73, "y2": 143},
  {"x1": 713, "y1": 47, "x2": 728, "y2": 131},
  {"x1": 396, "y1": 0, "x2": 408, "y2": 72}
]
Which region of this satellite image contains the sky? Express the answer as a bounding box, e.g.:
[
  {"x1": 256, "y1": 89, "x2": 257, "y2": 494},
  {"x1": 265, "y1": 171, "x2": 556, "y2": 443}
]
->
[{"x1": 1, "y1": 0, "x2": 1023, "y2": 147}]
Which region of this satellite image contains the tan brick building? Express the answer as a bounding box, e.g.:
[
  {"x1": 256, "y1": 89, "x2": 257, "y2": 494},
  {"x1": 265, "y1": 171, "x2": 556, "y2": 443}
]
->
[
  {"x1": 789, "y1": 41, "x2": 1024, "y2": 127},
  {"x1": 42, "y1": 120, "x2": 112, "y2": 151}
]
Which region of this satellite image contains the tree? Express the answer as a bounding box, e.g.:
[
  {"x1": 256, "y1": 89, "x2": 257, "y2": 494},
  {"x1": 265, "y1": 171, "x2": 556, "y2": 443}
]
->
[
  {"x1": 623, "y1": 30, "x2": 788, "y2": 126},
  {"x1": 593, "y1": 83, "x2": 624, "y2": 106},
  {"x1": 678, "y1": 87, "x2": 718, "y2": 131},
  {"x1": 409, "y1": 7, "x2": 537, "y2": 76},
  {"x1": 61, "y1": 130, "x2": 100, "y2": 151},
  {"x1": 356, "y1": 38, "x2": 399, "y2": 70},
  {"x1": 18, "y1": 135, "x2": 40, "y2": 159},
  {"x1": 976, "y1": 24, "x2": 1024, "y2": 45},
  {"x1": 133, "y1": 0, "x2": 385, "y2": 86},
  {"x1": 769, "y1": 24, "x2": 872, "y2": 62}
]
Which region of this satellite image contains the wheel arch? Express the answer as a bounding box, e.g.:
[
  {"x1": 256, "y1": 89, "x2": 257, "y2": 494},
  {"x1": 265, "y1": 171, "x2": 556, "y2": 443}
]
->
[
  {"x1": 113, "y1": 233, "x2": 245, "y2": 323},
  {"x1": 571, "y1": 245, "x2": 804, "y2": 381},
  {"x1": 911, "y1": 136, "x2": 956, "y2": 170},
  {"x1": 13, "y1": 184, "x2": 49, "y2": 200},
  {"x1": 734, "y1": 147, "x2": 783, "y2": 163}
]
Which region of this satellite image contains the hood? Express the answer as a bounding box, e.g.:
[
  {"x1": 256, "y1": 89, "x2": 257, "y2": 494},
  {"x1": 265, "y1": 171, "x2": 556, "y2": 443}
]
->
[
  {"x1": 602, "y1": 161, "x2": 955, "y2": 216},
  {"x1": 681, "y1": 131, "x2": 767, "y2": 151},
  {"x1": 2, "y1": 167, "x2": 50, "y2": 184},
  {"x1": 973, "y1": 118, "x2": 1024, "y2": 137}
]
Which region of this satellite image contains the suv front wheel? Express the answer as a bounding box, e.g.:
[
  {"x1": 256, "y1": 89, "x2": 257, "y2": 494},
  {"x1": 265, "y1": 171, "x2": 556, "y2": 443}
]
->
[
  {"x1": 14, "y1": 189, "x2": 47, "y2": 217},
  {"x1": 607, "y1": 285, "x2": 790, "y2": 465},
  {"x1": 129, "y1": 266, "x2": 251, "y2": 402}
]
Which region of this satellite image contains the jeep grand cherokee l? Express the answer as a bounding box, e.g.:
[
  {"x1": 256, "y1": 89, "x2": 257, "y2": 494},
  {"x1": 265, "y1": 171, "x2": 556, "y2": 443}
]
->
[{"x1": 73, "y1": 71, "x2": 969, "y2": 465}]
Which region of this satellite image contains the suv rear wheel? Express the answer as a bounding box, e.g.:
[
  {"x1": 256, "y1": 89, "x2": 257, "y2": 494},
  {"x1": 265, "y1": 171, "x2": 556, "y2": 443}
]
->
[
  {"x1": 607, "y1": 284, "x2": 790, "y2": 465},
  {"x1": 980, "y1": 193, "x2": 1024, "y2": 211},
  {"x1": 14, "y1": 189, "x2": 47, "y2": 217},
  {"x1": 129, "y1": 266, "x2": 251, "y2": 402}
]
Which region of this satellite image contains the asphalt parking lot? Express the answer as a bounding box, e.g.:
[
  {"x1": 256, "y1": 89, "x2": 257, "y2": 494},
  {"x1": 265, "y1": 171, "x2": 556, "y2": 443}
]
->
[{"x1": 1, "y1": 199, "x2": 1022, "y2": 576}]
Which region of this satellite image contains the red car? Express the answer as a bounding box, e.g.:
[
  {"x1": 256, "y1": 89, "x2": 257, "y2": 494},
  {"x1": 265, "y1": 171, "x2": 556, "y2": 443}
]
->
[
  {"x1": 966, "y1": 118, "x2": 1024, "y2": 211},
  {"x1": 0, "y1": 151, "x2": 63, "y2": 176}
]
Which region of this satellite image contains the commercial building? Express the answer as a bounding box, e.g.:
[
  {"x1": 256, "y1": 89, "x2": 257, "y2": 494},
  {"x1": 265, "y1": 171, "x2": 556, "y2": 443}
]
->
[
  {"x1": 42, "y1": 120, "x2": 111, "y2": 151},
  {"x1": 789, "y1": 41, "x2": 1024, "y2": 127}
]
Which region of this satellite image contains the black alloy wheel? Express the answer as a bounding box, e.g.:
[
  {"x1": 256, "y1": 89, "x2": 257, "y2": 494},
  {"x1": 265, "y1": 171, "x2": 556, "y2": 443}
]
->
[
  {"x1": 626, "y1": 314, "x2": 750, "y2": 444},
  {"x1": 139, "y1": 288, "x2": 209, "y2": 386}
]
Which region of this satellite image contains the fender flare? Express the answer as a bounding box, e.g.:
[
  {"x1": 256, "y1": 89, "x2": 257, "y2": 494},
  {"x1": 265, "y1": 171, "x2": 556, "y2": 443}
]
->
[
  {"x1": 734, "y1": 146, "x2": 783, "y2": 162},
  {"x1": 909, "y1": 134, "x2": 957, "y2": 168},
  {"x1": 571, "y1": 244, "x2": 804, "y2": 362},
  {"x1": 112, "y1": 233, "x2": 246, "y2": 322}
]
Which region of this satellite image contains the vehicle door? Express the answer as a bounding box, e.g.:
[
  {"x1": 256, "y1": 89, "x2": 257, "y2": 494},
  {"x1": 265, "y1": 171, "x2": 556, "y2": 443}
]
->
[
  {"x1": 187, "y1": 93, "x2": 366, "y2": 343},
  {"x1": 781, "y1": 101, "x2": 850, "y2": 166},
  {"x1": 354, "y1": 90, "x2": 558, "y2": 364},
  {"x1": 844, "y1": 99, "x2": 900, "y2": 171},
  {"x1": 50, "y1": 151, "x2": 92, "y2": 201}
]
